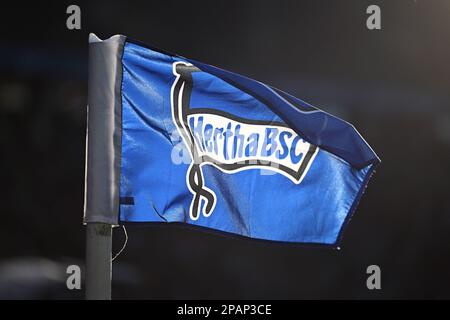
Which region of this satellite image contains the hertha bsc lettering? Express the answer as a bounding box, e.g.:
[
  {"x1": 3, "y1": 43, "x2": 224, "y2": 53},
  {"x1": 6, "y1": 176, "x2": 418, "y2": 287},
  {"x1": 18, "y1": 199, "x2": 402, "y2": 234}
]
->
[{"x1": 171, "y1": 62, "x2": 319, "y2": 221}]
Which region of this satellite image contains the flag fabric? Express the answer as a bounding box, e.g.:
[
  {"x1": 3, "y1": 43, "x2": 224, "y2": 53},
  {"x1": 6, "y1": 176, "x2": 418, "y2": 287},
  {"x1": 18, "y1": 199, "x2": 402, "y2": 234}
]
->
[{"x1": 84, "y1": 34, "x2": 380, "y2": 246}]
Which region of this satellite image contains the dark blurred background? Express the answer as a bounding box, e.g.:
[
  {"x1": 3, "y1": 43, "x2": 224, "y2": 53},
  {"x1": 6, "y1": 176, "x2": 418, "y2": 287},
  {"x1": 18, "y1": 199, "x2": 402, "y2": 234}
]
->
[{"x1": 0, "y1": 0, "x2": 449, "y2": 299}]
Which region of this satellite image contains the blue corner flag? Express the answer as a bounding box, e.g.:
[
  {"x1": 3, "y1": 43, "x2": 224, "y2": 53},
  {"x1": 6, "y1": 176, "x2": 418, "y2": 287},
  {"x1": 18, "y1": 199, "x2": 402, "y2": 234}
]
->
[{"x1": 84, "y1": 34, "x2": 380, "y2": 246}]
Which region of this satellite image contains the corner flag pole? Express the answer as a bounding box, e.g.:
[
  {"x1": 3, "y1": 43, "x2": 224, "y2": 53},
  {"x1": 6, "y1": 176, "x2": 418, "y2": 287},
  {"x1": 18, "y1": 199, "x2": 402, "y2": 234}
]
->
[
  {"x1": 84, "y1": 34, "x2": 126, "y2": 300},
  {"x1": 85, "y1": 223, "x2": 112, "y2": 300}
]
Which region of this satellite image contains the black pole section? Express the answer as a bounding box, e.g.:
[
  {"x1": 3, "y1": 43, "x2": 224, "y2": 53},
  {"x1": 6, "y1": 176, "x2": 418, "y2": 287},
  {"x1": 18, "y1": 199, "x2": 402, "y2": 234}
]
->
[{"x1": 85, "y1": 223, "x2": 112, "y2": 300}]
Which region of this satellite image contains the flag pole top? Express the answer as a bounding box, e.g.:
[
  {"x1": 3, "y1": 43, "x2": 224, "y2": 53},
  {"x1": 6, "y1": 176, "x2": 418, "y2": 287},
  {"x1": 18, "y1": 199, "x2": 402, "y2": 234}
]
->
[{"x1": 89, "y1": 33, "x2": 124, "y2": 44}]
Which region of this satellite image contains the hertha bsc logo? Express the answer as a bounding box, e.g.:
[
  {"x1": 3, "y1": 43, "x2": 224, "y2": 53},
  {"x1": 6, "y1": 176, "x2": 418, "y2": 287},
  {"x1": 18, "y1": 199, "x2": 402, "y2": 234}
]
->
[{"x1": 171, "y1": 61, "x2": 318, "y2": 221}]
